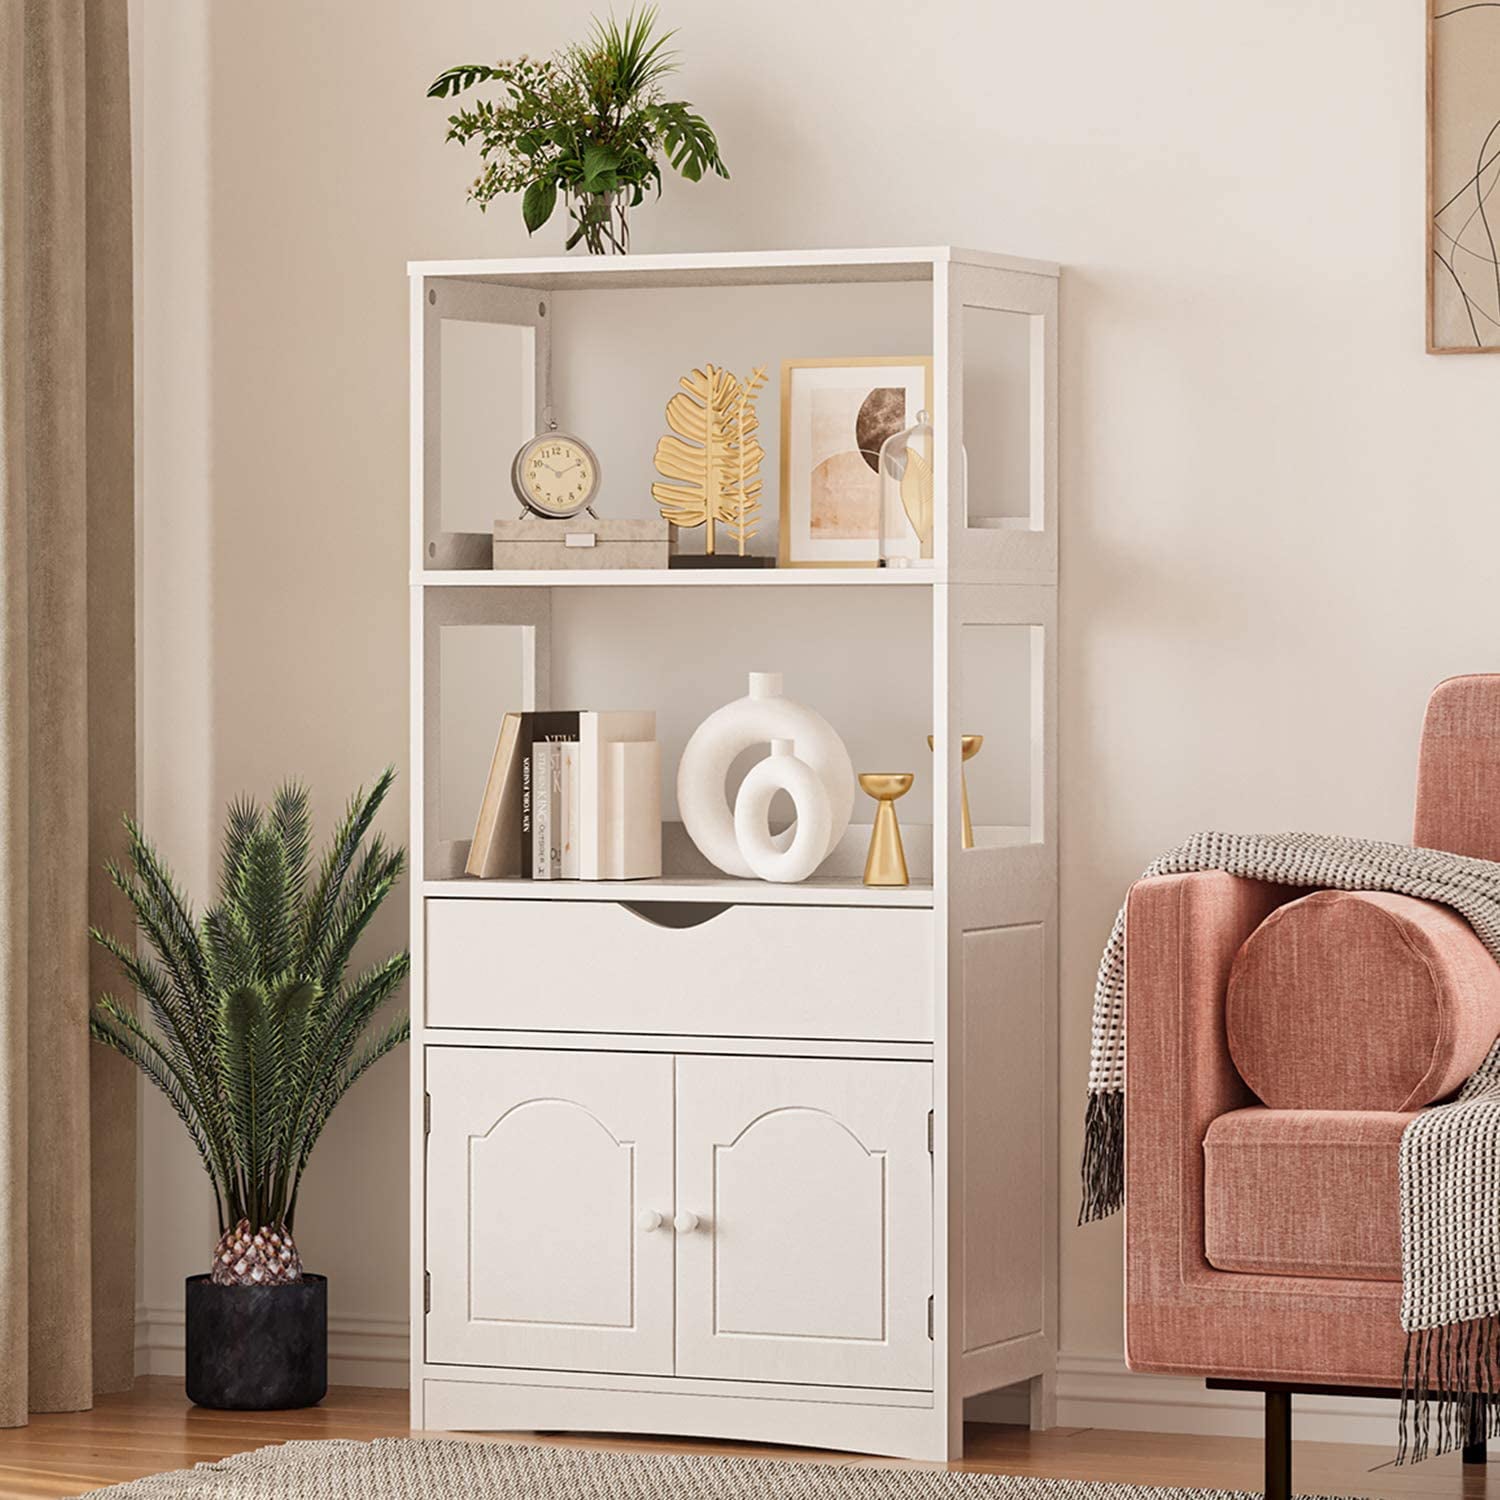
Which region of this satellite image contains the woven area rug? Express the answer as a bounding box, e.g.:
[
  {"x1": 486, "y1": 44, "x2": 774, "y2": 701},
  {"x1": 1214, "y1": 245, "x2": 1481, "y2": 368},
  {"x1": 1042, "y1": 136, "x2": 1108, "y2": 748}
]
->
[{"x1": 78, "y1": 1438, "x2": 1364, "y2": 1499}]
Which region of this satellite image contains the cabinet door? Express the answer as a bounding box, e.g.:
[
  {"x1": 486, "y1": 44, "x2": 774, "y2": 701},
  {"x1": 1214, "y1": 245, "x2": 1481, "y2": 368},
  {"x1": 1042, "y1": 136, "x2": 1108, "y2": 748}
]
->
[
  {"x1": 675, "y1": 1056, "x2": 932, "y2": 1389},
  {"x1": 426, "y1": 1048, "x2": 674, "y2": 1375}
]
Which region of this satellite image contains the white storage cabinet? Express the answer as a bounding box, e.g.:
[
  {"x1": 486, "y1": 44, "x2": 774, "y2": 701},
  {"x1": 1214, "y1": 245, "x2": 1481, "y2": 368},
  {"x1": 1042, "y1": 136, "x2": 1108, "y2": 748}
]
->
[{"x1": 409, "y1": 247, "x2": 1059, "y2": 1461}]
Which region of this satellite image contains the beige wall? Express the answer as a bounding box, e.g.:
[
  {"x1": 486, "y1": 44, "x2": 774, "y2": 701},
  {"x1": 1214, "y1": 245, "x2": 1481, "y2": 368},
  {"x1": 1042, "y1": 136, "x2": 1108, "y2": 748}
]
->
[{"x1": 134, "y1": 0, "x2": 1500, "y2": 1425}]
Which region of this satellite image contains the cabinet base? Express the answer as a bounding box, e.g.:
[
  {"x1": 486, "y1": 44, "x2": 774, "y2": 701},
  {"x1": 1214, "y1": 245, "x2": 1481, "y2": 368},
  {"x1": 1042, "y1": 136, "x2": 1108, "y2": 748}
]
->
[{"x1": 418, "y1": 1373, "x2": 949, "y2": 1463}]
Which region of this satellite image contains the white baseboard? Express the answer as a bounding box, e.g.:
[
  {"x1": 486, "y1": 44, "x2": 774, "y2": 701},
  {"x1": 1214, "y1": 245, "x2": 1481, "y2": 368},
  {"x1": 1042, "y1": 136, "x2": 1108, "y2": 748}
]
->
[
  {"x1": 132, "y1": 1322, "x2": 1405, "y2": 1445},
  {"x1": 134, "y1": 1305, "x2": 409, "y2": 1390},
  {"x1": 1050, "y1": 1353, "x2": 1400, "y2": 1446}
]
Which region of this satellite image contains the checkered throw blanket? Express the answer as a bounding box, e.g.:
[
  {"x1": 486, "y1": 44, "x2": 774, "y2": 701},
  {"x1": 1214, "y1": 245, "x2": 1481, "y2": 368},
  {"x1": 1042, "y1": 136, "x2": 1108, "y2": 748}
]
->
[{"x1": 1081, "y1": 831, "x2": 1500, "y2": 1462}]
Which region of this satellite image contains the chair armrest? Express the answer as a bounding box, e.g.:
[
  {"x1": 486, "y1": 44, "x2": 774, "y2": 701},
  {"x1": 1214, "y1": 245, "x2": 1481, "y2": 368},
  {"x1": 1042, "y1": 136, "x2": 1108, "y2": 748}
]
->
[
  {"x1": 1124, "y1": 872, "x2": 1293, "y2": 1300},
  {"x1": 1120, "y1": 872, "x2": 1413, "y2": 1384}
]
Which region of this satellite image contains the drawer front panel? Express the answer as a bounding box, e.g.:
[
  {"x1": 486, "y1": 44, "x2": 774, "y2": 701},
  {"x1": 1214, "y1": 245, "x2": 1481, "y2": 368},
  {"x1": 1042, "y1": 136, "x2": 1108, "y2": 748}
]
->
[{"x1": 425, "y1": 899, "x2": 933, "y2": 1040}]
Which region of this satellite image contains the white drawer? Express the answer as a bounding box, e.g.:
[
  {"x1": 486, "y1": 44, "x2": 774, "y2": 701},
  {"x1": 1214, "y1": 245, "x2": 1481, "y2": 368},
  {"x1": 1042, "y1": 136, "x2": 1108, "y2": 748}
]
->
[{"x1": 424, "y1": 899, "x2": 933, "y2": 1041}]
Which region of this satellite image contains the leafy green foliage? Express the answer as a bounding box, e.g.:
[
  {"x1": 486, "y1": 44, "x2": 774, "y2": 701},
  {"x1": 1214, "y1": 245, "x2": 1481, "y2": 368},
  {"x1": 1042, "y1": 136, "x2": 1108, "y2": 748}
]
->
[
  {"x1": 89, "y1": 773, "x2": 410, "y2": 1238},
  {"x1": 429, "y1": 5, "x2": 729, "y2": 253},
  {"x1": 427, "y1": 63, "x2": 503, "y2": 99}
]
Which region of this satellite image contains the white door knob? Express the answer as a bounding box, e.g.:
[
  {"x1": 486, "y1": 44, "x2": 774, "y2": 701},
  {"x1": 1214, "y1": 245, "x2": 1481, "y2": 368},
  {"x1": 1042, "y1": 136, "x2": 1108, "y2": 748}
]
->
[
  {"x1": 674, "y1": 1210, "x2": 699, "y2": 1234},
  {"x1": 637, "y1": 1209, "x2": 663, "y2": 1233}
]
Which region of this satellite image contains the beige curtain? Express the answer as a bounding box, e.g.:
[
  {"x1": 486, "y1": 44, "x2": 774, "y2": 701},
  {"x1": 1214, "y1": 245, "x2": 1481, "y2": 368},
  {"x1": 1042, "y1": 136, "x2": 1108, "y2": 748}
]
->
[{"x1": 0, "y1": 0, "x2": 136, "y2": 1425}]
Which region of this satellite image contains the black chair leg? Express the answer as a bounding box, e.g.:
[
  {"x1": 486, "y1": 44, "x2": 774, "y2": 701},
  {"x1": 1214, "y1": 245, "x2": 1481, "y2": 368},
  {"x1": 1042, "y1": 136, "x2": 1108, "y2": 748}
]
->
[
  {"x1": 1464, "y1": 1415, "x2": 1488, "y2": 1466},
  {"x1": 1266, "y1": 1390, "x2": 1291, "y2": 1500},
  {"x1": 1464, "y1": 1396, "x2": 1488, "y2": 1466}
]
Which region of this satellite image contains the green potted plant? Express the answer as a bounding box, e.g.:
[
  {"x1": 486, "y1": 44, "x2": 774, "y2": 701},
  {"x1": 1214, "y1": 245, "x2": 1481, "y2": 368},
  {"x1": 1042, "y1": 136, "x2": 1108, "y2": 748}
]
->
[
  {"x1": 429, "y1": 5, "x2": 728, "y2": 254},
  {"x1": 90, "y1": 772, "x2": 409, "y2": 1410}
]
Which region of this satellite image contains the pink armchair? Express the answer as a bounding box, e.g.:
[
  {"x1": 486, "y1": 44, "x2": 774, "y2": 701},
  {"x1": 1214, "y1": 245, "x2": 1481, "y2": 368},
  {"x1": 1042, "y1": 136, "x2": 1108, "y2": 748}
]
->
[{"x1": 1123, "y1": 676, "x2": 1500, "y2": 1493}]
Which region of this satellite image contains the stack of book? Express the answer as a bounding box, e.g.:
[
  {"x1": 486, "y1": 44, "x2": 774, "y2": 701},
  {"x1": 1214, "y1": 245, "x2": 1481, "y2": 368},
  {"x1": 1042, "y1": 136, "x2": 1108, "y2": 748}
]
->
[{"x1": 465, "y1": 710, "x2": 662, "y2": 881}]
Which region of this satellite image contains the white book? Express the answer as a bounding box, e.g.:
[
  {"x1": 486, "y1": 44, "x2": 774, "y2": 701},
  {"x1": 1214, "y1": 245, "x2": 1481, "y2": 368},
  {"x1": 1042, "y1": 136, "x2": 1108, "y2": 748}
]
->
[
  {"x1": 559, "y1": 743, "x2": 580, "y2": 879},
  {"x1": 578, "y1": 710, "x2": 656, "y2": 880},
  {"x1": 531, "y1": 742, "x2": 553, "y2": 880},
  {"x1": 605, "y1": 740, "x2": 662, "y2": 880}
]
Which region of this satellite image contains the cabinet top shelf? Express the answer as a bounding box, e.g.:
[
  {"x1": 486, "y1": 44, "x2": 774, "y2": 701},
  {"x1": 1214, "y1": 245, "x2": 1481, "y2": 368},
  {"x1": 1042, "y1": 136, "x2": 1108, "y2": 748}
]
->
[
  {"x1": 415, "y1": 568, "x2": 940, "y2": 589},
  {"x1": 407, "y1": 245, "x2": 1059, "y2": 292}
]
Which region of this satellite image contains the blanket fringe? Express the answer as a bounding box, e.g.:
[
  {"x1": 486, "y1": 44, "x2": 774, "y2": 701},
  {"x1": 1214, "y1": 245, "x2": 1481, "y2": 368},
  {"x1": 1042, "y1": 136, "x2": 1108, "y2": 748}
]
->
[
  {"x1": 1079, "y1": 1090, "x2": 1124, "y2": 1224},
  {"x1": 1399, "y1": 1316, "x2": 1500, "y2": 1464}
]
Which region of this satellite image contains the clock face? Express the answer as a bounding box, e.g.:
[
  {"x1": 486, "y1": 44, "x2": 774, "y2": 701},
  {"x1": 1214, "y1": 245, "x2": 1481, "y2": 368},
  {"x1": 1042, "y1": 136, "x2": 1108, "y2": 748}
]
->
[{"x1": 514, "y1": 435, "x2": 599, "y2": 519}]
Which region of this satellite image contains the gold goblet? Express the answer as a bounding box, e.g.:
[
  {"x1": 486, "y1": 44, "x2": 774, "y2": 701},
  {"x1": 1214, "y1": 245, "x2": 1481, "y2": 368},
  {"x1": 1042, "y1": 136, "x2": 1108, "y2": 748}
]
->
[
  {"x1": 927, "y1": 734, "x2": 984, "y2": 850},
  {"x1": 859, "y1": 773, "x2": 914, "y2": 887}
]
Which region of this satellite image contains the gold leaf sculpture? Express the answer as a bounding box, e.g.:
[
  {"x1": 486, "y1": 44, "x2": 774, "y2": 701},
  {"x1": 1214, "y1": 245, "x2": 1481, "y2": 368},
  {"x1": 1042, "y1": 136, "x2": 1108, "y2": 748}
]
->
[
  {"x1": 651, "y1": 363, "x2": 768, "y2": 557},
  {"x1": 899, "y1": 444, "x2": 935, "y2": 557}
]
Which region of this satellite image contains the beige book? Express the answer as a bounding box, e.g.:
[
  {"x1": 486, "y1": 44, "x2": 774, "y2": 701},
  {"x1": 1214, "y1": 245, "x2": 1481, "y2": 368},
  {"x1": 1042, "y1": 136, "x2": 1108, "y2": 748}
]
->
[{"x1": 464, "y1": 712, "x2": 523, "y2": 878}]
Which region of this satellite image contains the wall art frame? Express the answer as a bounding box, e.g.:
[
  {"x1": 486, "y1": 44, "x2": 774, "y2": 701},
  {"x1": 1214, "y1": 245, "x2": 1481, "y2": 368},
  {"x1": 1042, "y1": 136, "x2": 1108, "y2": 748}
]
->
[
  {"x1": 778, "y1": 356, "x2": 934, "y2": 567},
  {"x1": 1428, "y1": 0, "x2": 1500, "y2": 354}
]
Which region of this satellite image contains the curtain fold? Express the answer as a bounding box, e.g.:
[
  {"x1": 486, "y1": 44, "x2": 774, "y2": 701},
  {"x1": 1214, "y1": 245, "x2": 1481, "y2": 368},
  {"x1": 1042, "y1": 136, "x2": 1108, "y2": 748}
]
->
[{"x1": 0, "y1": 0, "x2": 136, "y2": 1427}]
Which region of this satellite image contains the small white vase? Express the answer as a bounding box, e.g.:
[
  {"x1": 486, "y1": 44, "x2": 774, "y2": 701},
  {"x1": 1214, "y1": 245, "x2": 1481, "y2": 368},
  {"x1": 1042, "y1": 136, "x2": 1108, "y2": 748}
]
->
[
  {"x1": 677, "y1": 672, "x2": 853, "y2": 879},
  {"x1": 733, "y1": 740, "x2": 833, "y2": 884}
]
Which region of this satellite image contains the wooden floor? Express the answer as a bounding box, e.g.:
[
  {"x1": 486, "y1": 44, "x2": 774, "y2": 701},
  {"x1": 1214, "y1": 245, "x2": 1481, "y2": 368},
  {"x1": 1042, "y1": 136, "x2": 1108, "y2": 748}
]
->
[{"x1": 0, "y1": 1378, "x2": 1492, "y2": 1499}]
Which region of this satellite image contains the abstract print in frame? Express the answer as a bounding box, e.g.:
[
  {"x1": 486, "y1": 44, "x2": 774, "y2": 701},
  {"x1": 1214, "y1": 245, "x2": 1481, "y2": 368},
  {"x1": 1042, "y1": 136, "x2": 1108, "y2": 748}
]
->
[
  {"x1": 1429, "y1": 0, "x2": 1500, "y2": 352},
  {"x1": 779, "y1": 358, "x2": 933, "y2": 567}
]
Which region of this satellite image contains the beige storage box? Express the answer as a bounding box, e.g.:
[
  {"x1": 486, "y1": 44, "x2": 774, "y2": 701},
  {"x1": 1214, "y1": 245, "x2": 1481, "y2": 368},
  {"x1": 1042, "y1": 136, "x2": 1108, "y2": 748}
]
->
[{"x1": 492, "y1": 516, "x2": 669, "y2": 570}]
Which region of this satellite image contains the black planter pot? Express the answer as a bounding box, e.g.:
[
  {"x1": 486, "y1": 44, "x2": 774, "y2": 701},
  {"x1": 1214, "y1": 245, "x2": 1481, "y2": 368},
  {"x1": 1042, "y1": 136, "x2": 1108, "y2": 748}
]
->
[{"x1": 184, "y1": 1274, "x2": 327, "y2": 1410}]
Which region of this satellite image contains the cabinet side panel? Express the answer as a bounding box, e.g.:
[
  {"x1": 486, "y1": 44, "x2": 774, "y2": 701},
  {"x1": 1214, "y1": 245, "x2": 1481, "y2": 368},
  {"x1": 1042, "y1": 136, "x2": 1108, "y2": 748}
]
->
[{"x1": 960, "y1": 922, "x2": 1045, "y2": 1354}]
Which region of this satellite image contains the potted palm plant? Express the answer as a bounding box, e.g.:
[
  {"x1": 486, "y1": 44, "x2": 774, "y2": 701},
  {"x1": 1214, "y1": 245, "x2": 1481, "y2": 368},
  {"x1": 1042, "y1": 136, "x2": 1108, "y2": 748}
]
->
[{"x1": 90, "y1": 772, "x2": 409, "y2": 1410}]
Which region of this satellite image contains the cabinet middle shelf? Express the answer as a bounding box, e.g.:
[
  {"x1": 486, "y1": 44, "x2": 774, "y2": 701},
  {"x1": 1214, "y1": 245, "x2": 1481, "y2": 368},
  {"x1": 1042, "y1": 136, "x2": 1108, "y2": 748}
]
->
[{"x1": 422, "y1": 875, "x2": 934, "y2": 907}]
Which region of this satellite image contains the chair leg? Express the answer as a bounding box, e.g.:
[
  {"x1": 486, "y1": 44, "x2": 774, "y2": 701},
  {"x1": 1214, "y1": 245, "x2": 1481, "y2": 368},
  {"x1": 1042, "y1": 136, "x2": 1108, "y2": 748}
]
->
[
  {"x1": 1464, "y1": 1395, "x2": 1487, "y2": 1466},
  {"x1": 1265, "y1": 1390, "x2": 1291, "y2": 1500}
]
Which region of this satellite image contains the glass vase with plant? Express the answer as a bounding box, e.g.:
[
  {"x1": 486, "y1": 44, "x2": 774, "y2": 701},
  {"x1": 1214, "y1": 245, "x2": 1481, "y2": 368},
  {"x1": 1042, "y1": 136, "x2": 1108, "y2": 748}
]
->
[{"x1": 429, "y1": 5, "x2": 728, "y2": 254}]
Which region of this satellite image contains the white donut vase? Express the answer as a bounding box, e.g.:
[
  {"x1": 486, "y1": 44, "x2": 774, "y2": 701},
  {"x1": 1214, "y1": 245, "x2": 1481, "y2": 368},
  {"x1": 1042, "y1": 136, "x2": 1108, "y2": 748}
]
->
[
  {"x1": 677, "y1": 672, "x2": 854, "y2": 879},
  {"x1": 733, "y1": 740, "x2": 833, "y2": 883}
]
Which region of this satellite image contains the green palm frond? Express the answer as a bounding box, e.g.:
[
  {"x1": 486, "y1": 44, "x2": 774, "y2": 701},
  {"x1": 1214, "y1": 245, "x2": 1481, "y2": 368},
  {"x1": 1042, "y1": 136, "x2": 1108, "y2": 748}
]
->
[
  {"x1": 297, "y1": 1012, "x2": 411, "y2": 1190},
  {"x1": 203, "y1": 902, "x2": 259, "y2": 1000},
  {"x1": 237, "y1": 826, "x2": 296, "y2": 983},
  {"x1": 312, "y1": 840, "x2": 407, "y2": 999},
  {"x1": 90, "y1": 771, "x2": 409, "y2": 1242},
  {"x1": 290, "y1": 954, "x2": 411, "y2": 1155},
  {"x1": 220, "y1": 796, "x2": 262, "y2": 906},
  {"x1": 299, "y1": 768, "x2": 397, "y2": 971},
  {"x1": 90, "y1": 930, "x2": 237, "y2": 1179},
  {"x1": 92, "y1": 999, "x2": 228, "y2": 1226},
  {"x1": 271, "y1": 783, "x2": 313, "y2": 910}
]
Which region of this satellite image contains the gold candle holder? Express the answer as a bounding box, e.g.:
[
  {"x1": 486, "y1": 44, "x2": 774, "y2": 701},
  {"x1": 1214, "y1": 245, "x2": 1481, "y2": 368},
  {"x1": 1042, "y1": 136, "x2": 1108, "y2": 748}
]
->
[
  {"x1": 927, "y1": 734, "x2": 984, "y2": 850},
  {"x1": 859, "y1": 773, "x2": 913, "y2": 887}
]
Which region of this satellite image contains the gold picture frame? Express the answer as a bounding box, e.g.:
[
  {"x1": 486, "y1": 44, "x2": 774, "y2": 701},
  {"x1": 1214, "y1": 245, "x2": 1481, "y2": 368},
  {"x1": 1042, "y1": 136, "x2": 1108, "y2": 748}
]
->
[
  {"x1": 1427, "y1": 0, "x2": 1500, "y2": 354},
  {"x1": 778, "y1": 356, "x2": 935, "y2": 568}
]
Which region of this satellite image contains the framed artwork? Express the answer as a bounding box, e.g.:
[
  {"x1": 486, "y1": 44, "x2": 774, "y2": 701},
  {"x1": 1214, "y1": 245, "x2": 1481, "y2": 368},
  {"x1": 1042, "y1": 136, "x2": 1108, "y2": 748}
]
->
[
  {"x1": 779, "y1": 357, "x2": 934, "y2": 567},
  {"x1": 1428, "y1": 0, "x2": 1500, "y2": 353}
]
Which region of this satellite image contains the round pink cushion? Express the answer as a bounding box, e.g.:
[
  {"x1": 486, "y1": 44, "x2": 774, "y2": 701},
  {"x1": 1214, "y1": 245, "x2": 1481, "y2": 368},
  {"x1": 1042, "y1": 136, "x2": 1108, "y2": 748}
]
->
[{"x1": 1226, "y1": 890, "x2": 1500, "y2": 1111}]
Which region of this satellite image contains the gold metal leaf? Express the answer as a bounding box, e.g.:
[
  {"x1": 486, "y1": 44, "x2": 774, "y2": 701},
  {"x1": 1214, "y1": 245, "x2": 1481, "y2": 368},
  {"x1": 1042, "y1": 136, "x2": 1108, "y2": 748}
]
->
[{"x1": 651, "y1": 362, "x2": 767, "y2": 557}]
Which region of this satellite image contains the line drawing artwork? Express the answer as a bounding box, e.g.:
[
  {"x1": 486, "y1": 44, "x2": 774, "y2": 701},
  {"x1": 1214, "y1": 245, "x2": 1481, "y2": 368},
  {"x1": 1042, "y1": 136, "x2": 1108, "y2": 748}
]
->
[{"x1": 1430, "y1": 1, "x2": 1500, "y2": 350}]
